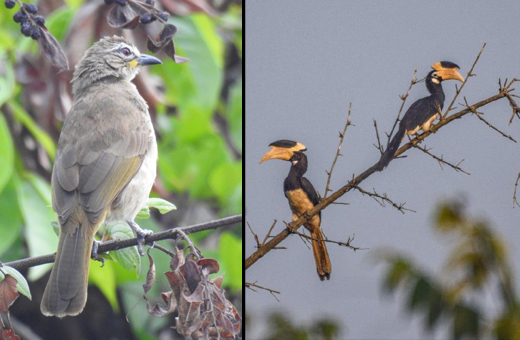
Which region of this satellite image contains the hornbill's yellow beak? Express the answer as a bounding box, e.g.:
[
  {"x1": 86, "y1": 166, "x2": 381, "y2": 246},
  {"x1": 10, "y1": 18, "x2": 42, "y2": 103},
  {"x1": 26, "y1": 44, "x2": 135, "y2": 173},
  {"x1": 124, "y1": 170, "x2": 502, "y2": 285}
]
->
[
  {"x1": 260, "y1": 140, "x2": 307, "y2": 163},
  {"x1": 431, "y1": 61, "x2": 465, "y2": 82}
]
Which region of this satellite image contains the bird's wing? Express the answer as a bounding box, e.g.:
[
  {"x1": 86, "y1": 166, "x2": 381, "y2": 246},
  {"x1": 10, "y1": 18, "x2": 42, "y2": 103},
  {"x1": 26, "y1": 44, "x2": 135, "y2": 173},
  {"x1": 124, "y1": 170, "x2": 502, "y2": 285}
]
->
[
  {"x1": 401, "y1": 97, "x2": 440, "y2": 132},
  {"x1": 300, "y1": 177, "x2": 321, "y2": 217},
  {"x1": 52, "y1": 87, "x2": 151, "y2": 225}
]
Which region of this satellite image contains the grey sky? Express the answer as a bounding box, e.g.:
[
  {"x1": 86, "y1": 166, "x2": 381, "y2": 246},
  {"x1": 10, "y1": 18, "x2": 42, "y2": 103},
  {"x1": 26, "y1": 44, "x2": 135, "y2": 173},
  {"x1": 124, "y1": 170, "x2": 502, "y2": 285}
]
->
[{"x1": 246, "y1": 1, "x2": 520, "y2": 339}]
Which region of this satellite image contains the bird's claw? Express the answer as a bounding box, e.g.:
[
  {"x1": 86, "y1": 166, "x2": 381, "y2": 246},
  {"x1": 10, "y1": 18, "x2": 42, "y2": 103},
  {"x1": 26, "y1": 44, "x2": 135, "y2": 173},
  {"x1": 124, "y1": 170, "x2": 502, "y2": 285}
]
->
[
  {"x1": 128, "y1": 221, "x2": 153, "y2": 256},
  {"x1": 91, "y1": 239, "x2": 105, "y2": 267}
]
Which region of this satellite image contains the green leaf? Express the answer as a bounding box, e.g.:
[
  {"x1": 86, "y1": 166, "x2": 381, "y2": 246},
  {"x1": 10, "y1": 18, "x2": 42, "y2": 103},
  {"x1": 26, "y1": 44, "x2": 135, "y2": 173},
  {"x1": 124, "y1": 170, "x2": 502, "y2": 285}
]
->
[
  {"x1": 0, "y1": 114, "x2": 15, "y2": 195},
  {"x1": 9, "y1": 102, "x2": 56, "y2": 158},
  {"x1": 44, "y1": 7, "x2": 75, "y2": 40},
  {"x1": 0, "y1": 49, "x2": 16, "y2": 107},
  {"x1": 209, "y1": 161, "x2": 242, "y2": 207},
  {"x1": 105, "y1": 222, "x2": 141, "y2": 275},
  {"x1": 136, "y1": 206, "x2": 150, "y2": 219},
  {"x1": 226, "y1": 79, "x2": 242, "y2": 153},
  {"x1": 453, "y1": 305, "x2": 480, "y2": 339},
  {"x1": 17, "y1": 173, "x2": 58, "y2": 280},
  {"x1": 408, "y1": 277, "x2": 432, "y2": 311},
  {"x1": 1, "y1": 266, "x2": 32, "y2": 300},
  {"x1": 159, "y1": 14, "x2": 224, "y2": 114},
  {"x1": 217, "y1": 233, "x2": 242, "y2": 291},
  {"x1": 146, "y1": 197, "x2": 177, "y2": 214},
  {"x1": 0, "y1": 176, "x2": 23, "y2": 257}
]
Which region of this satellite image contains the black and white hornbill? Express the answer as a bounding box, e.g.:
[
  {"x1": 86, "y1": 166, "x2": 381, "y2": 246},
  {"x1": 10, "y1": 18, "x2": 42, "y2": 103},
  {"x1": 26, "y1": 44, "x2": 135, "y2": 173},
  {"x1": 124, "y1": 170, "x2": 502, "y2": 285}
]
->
[
  {"x1": 260, "y1": 140, "x2": 331, "y2": 281},
  {"x1": 377, "y1": 61, "x2": 465, "y2": 171}
]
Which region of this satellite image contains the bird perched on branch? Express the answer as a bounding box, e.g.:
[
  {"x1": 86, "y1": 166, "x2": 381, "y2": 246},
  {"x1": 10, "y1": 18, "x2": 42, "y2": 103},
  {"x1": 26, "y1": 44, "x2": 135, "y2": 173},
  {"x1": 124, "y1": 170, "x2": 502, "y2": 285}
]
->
[
  {"x1": 41, "y1": 36, "x2": 162, "y2": 317},
  {"x1": 377, "y1": 61, "x2": 464, "y2": 171},
  {"x1": 260, "y1": 140, "x2": 332, "y2": 281}
]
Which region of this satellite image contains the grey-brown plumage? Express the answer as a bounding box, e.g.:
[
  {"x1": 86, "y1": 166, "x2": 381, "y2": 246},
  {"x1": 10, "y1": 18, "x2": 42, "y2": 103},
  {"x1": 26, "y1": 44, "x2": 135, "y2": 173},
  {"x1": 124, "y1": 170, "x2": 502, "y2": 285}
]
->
[{"x1": 41, "y1": 36, "x2": 161, "y2": 317}]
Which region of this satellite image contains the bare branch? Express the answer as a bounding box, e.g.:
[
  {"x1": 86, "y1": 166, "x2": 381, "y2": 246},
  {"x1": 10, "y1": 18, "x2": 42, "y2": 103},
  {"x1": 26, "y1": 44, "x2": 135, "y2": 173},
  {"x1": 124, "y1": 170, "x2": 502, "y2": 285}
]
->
[
  {"x1": 5, "y1": 214, "x2": 242, "y2": 271},
  {"x1": 385, "y1": 69, "x2": 419, "y2": 146},
  {"x1": 323, "y1": 104, "x2": 353, "y2": 198},
  {"x1": 246, "y1": 281, "x2": 281, "y2": 301},
  {"x1": 373, "y1": 119, "x2": 384, "y2": 155},
  {"x1": 411, "y1": 143, "x2": 470, "y2": 175},
  {"x1": 290, "y1": 230, "x2": 366, "y2": 252},
  {"x1": 354, "y1": 186, "x2": 415, "y2": 214},
  {"x1": 463, "y1": 97, "x2": 517, "y2": 143},
  {"x1": 513, "y1": 172, "x2": 520, "y2": 208},
  {"x1": 442, "y1": 42, "x2": 486, "y2": 119}
]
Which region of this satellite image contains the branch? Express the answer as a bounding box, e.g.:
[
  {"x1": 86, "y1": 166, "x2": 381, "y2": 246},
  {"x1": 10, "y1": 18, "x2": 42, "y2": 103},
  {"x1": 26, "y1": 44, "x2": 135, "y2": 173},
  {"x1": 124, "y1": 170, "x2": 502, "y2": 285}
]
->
[
  {"x1": 463, "y1": 97, "x2": 517, "y2": 143},
  {"x1": 385, "y1": 69, "x2": 419, "y2": 146},
  {"x1": 245, "y1": 281, "x2": 281, "y2": 301},
  {"x1": 324, "y1": 104, "x2": 352, "y2": 198},
  {"x1": 442, "y1": 42, "x2": 486, "y2": 119},
  {"x1": 354, "y1": 186, "x2": 415, "y2": 214},
  {"x1": 5, "y1": 214, "x2": 242, "y2": 271},
  {"x1": 513, "y1": 172, "x2": 520, "y2": 208},
  {"x1": 246, "y1": 48, "x2": 514, "y2": 271},
  {"x1": 291, "y1": 230, "x2": 366, "y2": 251},
  {"x1": 411, "y1": 143, "x2": 470, "y2": 175}
]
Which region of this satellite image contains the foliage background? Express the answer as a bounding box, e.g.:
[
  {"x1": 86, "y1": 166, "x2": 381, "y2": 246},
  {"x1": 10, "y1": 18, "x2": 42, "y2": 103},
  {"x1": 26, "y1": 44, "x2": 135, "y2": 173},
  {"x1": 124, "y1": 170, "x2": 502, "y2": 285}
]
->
[{"x1": 0, "y1": 0, "x2": 242, "y2": 338}]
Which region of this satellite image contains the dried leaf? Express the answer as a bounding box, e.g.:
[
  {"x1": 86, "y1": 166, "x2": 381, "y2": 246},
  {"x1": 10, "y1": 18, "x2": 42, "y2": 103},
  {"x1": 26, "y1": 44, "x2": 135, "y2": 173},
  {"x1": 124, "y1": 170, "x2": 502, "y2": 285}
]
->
[
  {"x1": 121, "y1": 15, "x2": 141, "y2": 29},
  {"x1": 198, "y1": 258, "x2": 219, "y2": 274},
  {"x1": 158, "y1": 24, "x2": 178, "y2": 44},
  {"x1": 0, "y1": 275, "x2": 18, "y2": 313},
  {"x1": 37, "y1": 28, "x2": 69, "y2": 70},
  {"x1": 0, "y1": 327, "x2": 20, "y2": 340},
  {"x1": 142, "y1": 248, "x2": 156, "y2": 294}
]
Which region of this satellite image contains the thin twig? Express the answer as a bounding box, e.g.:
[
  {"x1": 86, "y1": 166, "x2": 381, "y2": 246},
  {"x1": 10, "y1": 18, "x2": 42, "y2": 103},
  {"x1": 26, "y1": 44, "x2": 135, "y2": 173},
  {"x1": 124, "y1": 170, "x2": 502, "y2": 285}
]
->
[
  {"x1": 290, "y1": 230, "x2": 366, "y2": 252},
  {"x1": 324, "y1": 104, "x2": 352, "y2": 198},
  {"x1": 373, "y1": 119, "x2": 384, "y2": 154},
  {"x1": 442, "y1": 42, "x2": 486, "y2": 119},
  {"x1": 245, "y1": 282, "x2": 281, "y2": 301},
  {"x1": 411, "y1": 143, "x2": 470, "y2": 175},
  {"x1": 463, "y1": 97, "x2": 517, "y2": 143},
  {"x1": 513, "y1": 172, "x2": 520, "y2": 208},
  {"x1": 354, "y1": 186, "x2": 415, "y2": 214},
  {"x1": 5, "y1": 214, "x2": 242, "y2": 270},
  {"x1": 386, "y1": 69, "x2": 419, "y2": 146}
]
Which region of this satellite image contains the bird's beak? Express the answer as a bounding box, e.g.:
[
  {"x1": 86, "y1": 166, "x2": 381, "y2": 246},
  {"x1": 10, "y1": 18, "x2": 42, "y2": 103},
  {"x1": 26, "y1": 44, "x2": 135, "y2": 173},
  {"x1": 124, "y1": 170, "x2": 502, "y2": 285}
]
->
[
  {"x1": 437, "y1": 68, "x2": 464, "y2": 82},
  {"x1": 260, "y1": 148, "x2": 294, "y2": 163},
  {"x1": 137, "y1": 54, "x2": 162, "y2": 66},
  {"x1": 260, "y1": 142, "x2": 307, "y2": 163},
  {"x1": 431, "y1": 62, "x2": 464, "y2": 82}
]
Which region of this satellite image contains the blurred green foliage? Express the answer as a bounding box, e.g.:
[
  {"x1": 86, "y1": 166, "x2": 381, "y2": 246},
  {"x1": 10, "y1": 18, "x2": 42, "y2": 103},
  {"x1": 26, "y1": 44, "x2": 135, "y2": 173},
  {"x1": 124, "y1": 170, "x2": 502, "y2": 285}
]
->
[
  {"x1": 259, "y1": 311, "x2": 341, "y2": 340},
  {"x1": 0, "y1": 0, "x2": 241, "y2": 337},
  {"x1": 379, "y1": 200, "x2": 520, "y2": 340}
]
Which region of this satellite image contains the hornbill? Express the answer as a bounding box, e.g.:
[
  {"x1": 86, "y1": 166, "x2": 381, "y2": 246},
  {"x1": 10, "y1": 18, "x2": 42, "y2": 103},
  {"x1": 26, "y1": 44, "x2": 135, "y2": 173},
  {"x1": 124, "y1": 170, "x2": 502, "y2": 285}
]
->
[
  {"x1": 260, "y1": 140, "x2": 331, "y2": 281},
  {"x1": 377, "y1": 61, "x2": 464, "y2": 171}
]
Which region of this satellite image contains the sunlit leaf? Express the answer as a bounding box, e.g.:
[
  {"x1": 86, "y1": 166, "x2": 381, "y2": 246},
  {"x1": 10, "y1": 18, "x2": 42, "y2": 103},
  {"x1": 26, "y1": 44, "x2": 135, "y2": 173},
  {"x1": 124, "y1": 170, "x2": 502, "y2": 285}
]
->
[{"x1": 1, "y1": 266, "x2": 31, "y2": 300}]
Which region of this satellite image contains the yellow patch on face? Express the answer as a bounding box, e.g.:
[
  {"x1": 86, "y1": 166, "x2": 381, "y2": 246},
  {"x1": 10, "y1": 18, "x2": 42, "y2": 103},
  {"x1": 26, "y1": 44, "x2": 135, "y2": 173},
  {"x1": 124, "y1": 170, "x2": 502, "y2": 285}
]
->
[{"x1": 128, "y1": 59, "x2": 138, "y2": 68}]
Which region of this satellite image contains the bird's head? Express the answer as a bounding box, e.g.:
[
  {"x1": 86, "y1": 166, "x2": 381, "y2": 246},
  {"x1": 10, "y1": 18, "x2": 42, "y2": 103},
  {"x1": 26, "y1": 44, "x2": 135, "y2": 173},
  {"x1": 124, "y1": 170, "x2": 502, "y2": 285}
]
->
[
  {"x1": 72, "y1": 36, "x2": 162, "y2": 95},
  {"x1": 430, "y1": 61, "x2": 464, "y2": 84},
  {"x1": 260, "y1": 140, "x2": 307, "y2": 163}
]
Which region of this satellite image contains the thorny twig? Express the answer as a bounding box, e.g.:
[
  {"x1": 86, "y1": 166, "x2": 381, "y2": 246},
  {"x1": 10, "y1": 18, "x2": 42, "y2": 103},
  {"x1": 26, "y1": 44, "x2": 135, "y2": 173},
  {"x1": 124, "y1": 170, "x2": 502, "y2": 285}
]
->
[
  {"x1": 513, "y1": 172, "x2": 520, "y2": 208},
  {"x1": 500, "y1": 78, "x2": 520, "y2": 125},
  {"x1": 246, "y1": 282, "x2": 281, "y2": 301},
  {"x1": 411, "y1": 143, "x2": 470, "y2": 175},
  {"x1": 385, "y1": 69, "x2": 419, "y2": 146},
  {"x1": 323, "y1": 104, "x2": 353, "y2": 198},
  {"x1": 354, "y1": 186, "x2": 415, "y2": 214},
  {"x1": 442, "y1": 42, "x2": 486, "y2": 119},
  {"x1": 463, "y1": 97, "x2": 517, "y2": 143},
  {"x1": 291, "y1": 230, "x2": 366, "y2": 252}
]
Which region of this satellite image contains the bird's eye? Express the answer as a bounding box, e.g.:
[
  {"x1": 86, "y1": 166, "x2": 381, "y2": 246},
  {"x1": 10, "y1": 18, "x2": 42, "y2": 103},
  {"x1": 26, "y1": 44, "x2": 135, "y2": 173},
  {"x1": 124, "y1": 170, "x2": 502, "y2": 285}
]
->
[
  {"x1": 121, "y1": 48, "x2": 132, "y2": 57},
  {"x1": 432, "y1": 72, "x2": 438, "y2": 78}
]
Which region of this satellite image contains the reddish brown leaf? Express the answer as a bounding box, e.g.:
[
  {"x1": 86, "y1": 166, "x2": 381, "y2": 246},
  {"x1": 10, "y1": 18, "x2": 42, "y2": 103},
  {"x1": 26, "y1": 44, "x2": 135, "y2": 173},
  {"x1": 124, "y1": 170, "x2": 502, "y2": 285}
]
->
[
  {"x1": 0, "y1": 275, "x2": 18, "y2": 313},
  {"x1": 198, "y1": 258, "x2": 219, "y2": 274},
  {"x1": 158, "y1": 24, "x2": 178, "y2": 44},
  {"x1": 142, "y1": 248, "x2": 156, "y2": 294},
  {"x1": 0, "y1": 327, "x2": 20, "y2": 340}
]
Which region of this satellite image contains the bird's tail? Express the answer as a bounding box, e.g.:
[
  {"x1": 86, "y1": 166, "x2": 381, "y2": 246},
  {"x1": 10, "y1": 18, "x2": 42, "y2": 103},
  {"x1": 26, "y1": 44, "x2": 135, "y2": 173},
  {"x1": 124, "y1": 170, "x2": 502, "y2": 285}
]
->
[
  {"x1": 377, "y1": 125, "x2": 406, "y2": 171},
  {"x1": 41, "y1": 211, "x2": 101, "y2": 317},
  {"x1": 310, "y1": 227, "x2": 331, "y2": 281}
]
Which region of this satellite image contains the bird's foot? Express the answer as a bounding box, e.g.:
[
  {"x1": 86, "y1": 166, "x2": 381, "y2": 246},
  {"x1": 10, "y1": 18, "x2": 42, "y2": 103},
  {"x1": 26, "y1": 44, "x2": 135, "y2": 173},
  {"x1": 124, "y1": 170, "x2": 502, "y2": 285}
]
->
[
  {"x1": 91, "y1": 239, "x2": 105, "y2": 267},
  {"x1": 128, "y1": 221, "x2": 153, "y2": 256}
]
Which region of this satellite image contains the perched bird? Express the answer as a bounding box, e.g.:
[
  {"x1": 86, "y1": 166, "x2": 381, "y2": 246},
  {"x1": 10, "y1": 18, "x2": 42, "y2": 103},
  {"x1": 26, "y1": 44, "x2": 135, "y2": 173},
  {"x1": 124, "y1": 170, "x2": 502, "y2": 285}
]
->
[
  {"x1": 377, "y1": 61, "x2": 464, "y2": 171},
  {"x1": 261, "y1": 140, "x2": 331, "y2": 281},
  {"x1": 41, "y1": 36, "x2": 162, "y2": 317}
]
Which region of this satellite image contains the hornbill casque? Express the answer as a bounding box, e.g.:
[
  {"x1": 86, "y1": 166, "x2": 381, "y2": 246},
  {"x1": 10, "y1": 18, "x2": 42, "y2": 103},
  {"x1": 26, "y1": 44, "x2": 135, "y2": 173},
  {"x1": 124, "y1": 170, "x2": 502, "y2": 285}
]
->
[
  {"x1": 260, "y1": 140, "x2": 332, "y2": 281},
  {"x1": 377, "y1": 61, "x2": 465, "y2": 171}
]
